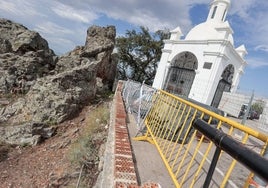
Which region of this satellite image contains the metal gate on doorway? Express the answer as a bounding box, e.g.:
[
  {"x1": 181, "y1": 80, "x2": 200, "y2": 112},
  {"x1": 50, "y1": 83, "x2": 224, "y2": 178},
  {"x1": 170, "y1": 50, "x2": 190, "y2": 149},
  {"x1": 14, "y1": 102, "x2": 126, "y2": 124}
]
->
[
  {"x1": 211, "y1": 79, "x2": 231, "y2": 107},
  {"x1": 211, "y1": 64, "x2": 234, "y2": 108},
  {"x1": 163, "y1": 51, "x2": 198, "y2": 98},
  {"x1": 164, "y1": 68, "x2": 195, "y2": 97}
]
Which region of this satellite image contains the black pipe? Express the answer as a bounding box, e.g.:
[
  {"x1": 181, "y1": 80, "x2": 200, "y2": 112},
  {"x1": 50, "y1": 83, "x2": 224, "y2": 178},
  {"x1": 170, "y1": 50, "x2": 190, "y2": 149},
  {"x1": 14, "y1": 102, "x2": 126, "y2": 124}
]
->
[{"x1": 193, "y1": 119, "x2": 268, "y2": 183}]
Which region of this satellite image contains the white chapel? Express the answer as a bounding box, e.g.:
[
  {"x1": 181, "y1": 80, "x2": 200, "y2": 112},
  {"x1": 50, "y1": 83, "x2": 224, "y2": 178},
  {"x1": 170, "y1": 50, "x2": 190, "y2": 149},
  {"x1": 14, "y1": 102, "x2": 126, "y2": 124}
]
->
[{"x1": 152, "y1": 0, "x2": 247, "y2": 107}]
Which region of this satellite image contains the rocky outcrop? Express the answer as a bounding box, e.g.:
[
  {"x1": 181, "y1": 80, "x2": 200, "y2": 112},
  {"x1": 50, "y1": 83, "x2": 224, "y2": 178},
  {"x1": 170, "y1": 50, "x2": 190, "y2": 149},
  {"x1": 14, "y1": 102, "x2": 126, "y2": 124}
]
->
[
  {"x1": 0, "y1": 19, "x2": 117, "y2": 145},
  {"x1": 0, "y1": 64, "x2": 97, "y2": 125},
  {"x1": 0, "y1": 19, "x2": 52, "y2": 54},
  {"x1": 0, "y1": 18, "x2": 57, "y2": 94},
  {"x1": 55, "y1": 25, "x2": 117, "y2": 90}
]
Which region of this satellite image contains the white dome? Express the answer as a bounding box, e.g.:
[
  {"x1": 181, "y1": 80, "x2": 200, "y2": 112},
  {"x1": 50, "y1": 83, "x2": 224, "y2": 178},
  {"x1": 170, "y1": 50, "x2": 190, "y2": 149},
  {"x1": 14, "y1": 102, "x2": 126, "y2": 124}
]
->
[{"x1": 185, "y1": 21, "x2": 234, "y2": 45}]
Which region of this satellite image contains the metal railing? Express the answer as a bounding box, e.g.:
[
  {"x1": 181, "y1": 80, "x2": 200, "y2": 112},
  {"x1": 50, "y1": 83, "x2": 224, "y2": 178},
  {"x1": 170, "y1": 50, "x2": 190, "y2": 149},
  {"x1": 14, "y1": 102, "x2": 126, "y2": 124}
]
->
[
  {"x1": 122, "y1": 79, "x2": 156, "y2": 132},
  {"x1": 122, "y1": 80, "x2": 268, "y2": 188},
  {"x1": 193, "y1": 119, "x2": 268, "y2": 188}
]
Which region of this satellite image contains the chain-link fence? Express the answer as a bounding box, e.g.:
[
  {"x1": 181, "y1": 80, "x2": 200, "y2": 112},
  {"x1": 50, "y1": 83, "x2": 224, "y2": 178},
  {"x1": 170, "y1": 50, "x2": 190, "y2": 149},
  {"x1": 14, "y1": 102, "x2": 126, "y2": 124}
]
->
[{"x1": 122, "y1": 80, "x2": 156, "y2": 133}]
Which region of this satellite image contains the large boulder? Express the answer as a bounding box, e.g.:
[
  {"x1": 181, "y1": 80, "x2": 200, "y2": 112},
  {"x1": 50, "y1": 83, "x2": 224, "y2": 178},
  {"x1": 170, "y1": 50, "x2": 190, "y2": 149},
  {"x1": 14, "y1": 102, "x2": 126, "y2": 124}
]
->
[
  {"x1": 0, "y1": 18, "x2": 57, "y2": 94},
  {"x1": 0, "y1": 63, "x2": 97, "y2": 125},
  {"x1": 0, "y1": 19, "x2": 117, "y2": 145},
  {"x1": 56, "y1": 25, "x2": 117, "y2": 90},
  {"x1": 0, "y1": 19, "x2": 52, "y2": 54}
]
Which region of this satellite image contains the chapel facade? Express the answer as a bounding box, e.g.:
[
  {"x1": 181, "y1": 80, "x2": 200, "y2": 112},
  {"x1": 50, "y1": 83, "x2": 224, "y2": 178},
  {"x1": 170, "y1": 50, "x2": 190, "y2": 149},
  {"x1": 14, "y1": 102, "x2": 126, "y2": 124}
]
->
[{"x1": 152, "y1": 0, "x2": 247, "y2": 107}]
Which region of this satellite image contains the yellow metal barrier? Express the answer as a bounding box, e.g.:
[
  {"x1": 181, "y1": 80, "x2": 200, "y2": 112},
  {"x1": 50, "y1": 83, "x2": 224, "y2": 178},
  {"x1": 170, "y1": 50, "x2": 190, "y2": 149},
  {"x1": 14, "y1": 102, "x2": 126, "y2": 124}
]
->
[{"x1": 134, "y1": 90, "x2": 268, "y2": 188}]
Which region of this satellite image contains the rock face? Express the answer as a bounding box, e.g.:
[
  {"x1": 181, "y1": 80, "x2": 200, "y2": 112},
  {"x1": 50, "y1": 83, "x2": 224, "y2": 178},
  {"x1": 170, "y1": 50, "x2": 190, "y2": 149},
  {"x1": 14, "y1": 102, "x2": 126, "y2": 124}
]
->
[
  {"x1": 0, "y1": 122, "x2": 55, "y2": 145},
  {"x1": 55, "y1": 25, "x2": 117, "y2": 90},
  {"x1": 0, "y1": 19, "x2": 117, "y2": 145},
  {"x1": 0, "y1": 19, "x2": 57, "y2": 94}
]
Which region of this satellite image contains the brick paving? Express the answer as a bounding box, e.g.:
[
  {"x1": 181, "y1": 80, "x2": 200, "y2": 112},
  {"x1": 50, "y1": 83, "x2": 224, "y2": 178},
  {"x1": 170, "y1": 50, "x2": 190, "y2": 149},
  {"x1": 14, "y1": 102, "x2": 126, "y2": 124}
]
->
[{"x1": 113, "y1": 81, "x2": 160, "y2": 188}]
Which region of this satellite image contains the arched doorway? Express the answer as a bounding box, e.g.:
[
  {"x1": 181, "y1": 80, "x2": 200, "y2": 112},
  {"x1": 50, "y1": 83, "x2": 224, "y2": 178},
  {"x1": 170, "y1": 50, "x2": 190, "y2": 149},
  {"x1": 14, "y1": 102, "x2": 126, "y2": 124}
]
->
[
  {"x1": 163, "y1": 51, "x2": 198, "y2": 97},
  {"x1": 211, "y1": 64, "x2": 234, "y2": 107}
]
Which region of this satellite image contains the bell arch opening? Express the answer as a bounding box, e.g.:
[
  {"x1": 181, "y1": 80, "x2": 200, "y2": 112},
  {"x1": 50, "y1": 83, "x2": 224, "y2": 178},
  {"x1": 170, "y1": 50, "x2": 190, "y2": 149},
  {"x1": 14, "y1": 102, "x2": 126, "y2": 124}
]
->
[
  {"x1": 163, "y1": 51, "x2": 198, "y2": 97},
  {"x1": 211, "y1": 64, "x2": 234, "y2": 107}
]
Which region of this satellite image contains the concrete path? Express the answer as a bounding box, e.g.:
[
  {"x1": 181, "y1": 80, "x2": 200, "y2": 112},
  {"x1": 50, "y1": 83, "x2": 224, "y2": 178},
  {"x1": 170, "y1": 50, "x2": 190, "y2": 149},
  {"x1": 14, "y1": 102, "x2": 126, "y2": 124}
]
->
[{"x1": 127, "y1": 114, "x2": 175, "y2": 187}]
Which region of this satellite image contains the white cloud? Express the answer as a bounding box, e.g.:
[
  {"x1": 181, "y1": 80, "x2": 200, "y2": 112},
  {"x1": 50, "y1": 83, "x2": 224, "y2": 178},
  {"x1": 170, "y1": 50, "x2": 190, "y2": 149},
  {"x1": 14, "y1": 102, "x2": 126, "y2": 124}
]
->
[
  {"x1": 0, "y1": 0, "x2": 45, "y2": 17},
  {"x1": 0, "y1": 0, "x2": 91, "y2": 54},
  {"x1": 0, "y1": 1, "x2": 19, "y2": 15},
  {"x1": 45, "y1": 37, "x2": 77, "y2": 55},
  {"x1": 1, "y1": 0, "x2": 268, "y2": 61},
  {"x1": 254, "y1": 45, "x2": 268, "y2": 53},
  {"x1": 34, "y1": 21, "x2": 74, "y2": 35},
  {"x1": 51, "y1": 2, "x2": 99, "y2": 23},
  {"x1": 33, "y1": 21, "x2": 87, "y2": 54},
  {"x1": 228, "y1": 1, "x2": 268, "y2": 51},
  {"x1": 61, "y1": 0, "x2": 194, "y2": 32},
  {"x1": 247, "y1": 57, "x2": 268, "y2": 68},
  {"x1": 229, "y1": 0, "x2": 256, "y2": 18}
]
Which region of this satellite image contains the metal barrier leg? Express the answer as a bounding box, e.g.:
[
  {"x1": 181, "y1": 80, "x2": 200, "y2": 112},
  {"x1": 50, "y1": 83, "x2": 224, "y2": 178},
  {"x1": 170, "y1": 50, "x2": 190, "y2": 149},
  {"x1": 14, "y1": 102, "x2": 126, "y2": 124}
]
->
[
  {"x1": 203, "y1": 146, "x2": 221, "y2": 188},
  {"x1": 133, "y1": 123, "x2": 155, "y2": 145}
]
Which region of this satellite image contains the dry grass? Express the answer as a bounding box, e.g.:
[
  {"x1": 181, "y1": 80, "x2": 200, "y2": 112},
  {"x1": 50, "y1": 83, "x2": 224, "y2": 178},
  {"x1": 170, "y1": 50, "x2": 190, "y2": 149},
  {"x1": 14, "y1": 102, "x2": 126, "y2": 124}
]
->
[{"x1": 68, "y1": 102, "x2": 110, "y2": 187}]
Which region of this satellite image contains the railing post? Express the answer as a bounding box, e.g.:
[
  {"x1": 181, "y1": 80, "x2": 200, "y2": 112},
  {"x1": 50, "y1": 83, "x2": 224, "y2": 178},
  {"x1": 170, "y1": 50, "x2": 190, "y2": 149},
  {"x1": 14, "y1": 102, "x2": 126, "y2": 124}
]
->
[
  {"x1": 137, "y1": 80, "x2": 145, "y2": 127},
  {"x1": 203, "y1": 147, "x2": 221, "y2": 188},
  {"x1": 241, "y1": 90, "x2": 254, "y2": 125}
]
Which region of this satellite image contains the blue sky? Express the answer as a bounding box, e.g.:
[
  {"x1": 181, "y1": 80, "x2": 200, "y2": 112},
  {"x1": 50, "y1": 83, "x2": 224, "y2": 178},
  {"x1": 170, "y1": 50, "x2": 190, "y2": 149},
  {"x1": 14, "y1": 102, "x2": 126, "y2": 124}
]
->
[{"x1": 0, "y1": 0, "x2": 267, "y2": 97}]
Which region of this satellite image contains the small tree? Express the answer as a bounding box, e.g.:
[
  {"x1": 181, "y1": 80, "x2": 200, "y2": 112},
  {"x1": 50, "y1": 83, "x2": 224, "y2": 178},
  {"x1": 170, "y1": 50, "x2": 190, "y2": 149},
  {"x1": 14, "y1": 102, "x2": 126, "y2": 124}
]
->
[
  {"x1": 251, "y1": 102, "x2": 264, "y2": 115},
  {"x1": 116, "y1": 26, "x2": 169, "y2": 85}
]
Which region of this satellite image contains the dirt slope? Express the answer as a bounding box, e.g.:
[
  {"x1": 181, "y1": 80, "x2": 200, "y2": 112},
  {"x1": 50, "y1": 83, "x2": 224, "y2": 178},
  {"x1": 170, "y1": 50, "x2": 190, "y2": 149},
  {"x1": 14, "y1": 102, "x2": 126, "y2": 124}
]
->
[{"x1": 0, "y1": 103, "x2": 109, "y2": 188}]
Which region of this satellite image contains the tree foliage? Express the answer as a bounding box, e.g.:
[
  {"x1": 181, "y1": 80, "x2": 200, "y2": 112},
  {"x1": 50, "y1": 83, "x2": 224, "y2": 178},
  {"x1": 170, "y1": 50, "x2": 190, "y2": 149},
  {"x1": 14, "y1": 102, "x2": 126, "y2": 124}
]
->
[
  {"x1": 116, "y1": 26, "x2": 170, "y2": 85},
  {"x1": 251, "y1": 102, "x2": 264, "y2": 115}
]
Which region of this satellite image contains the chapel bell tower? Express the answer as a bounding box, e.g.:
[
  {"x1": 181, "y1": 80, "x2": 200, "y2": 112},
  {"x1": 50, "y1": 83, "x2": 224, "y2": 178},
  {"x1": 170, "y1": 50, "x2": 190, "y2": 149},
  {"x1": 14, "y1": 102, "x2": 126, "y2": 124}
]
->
[{"x1": 207, "y1": 0, "x2": 230, "y2": 23}]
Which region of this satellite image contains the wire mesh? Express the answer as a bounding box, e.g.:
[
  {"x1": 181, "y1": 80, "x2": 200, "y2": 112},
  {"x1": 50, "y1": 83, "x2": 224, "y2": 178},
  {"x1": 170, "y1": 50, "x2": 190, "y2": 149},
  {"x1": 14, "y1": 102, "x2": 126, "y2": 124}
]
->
[{"x1": 122, "y1": 80, "x2": 156, "y2": 132}]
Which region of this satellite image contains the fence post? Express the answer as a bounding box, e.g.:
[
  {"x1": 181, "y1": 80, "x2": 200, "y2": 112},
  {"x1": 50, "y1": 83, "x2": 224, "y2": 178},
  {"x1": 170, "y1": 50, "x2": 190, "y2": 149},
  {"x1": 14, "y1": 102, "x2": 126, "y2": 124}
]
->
[
  {"x1": 241, "y1": 90, "x2": 254, "y2": 125},
  {"x1": 203, "y1": 147, "x2": 221, "y2": 188},
  {"x1": 137, "y1": 81, "x2": 145, "y2": 128},
  {"x1": 236, "y1": 90, "x2": 254, "y2": 138}
]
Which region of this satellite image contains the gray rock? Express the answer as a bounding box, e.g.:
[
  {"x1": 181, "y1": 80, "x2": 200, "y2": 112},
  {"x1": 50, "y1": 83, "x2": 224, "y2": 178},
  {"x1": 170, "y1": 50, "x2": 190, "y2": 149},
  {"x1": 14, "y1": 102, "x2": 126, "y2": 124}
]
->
[
  {"x1": 0, "y1": 38, "x2": 12, "y2": 53},
  {"x1": 0, "y1": 20, "x2": 117, "y2": 145},
  {"x1": 0, "y1": 63, "x2": 97, "y2": 125},
  {"x1": 0, "y1": 122, "x2": 56, "y2": 145},
  {"x1": 0, "y1": 18, "x2": 57, "y2": 94},
  {"x1": 86, "y1": 26, "x2": 117, "y2": 90},
  {"x1": 0, "y1": 18, "x2": 52, "y2": 54},
  {"x1": 56, "y1": 25, "x2": 117, "y2": 90}
]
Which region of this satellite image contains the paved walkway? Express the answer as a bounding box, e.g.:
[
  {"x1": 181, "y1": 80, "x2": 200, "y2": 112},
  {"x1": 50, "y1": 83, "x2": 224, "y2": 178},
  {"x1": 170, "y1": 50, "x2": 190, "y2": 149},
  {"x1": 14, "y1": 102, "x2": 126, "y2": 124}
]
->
[
  {"x1": 95, "y1": 81, "x2": 162, "y2": 188},
  {"x1": 127, "y1": 114, "x2": 174, "y2": 187}
]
